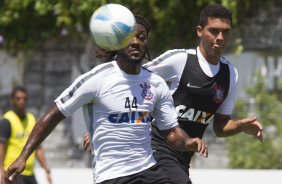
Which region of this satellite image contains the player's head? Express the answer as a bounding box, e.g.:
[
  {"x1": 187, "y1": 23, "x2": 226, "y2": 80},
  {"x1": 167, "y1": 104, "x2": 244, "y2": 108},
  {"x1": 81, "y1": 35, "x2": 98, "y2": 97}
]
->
[
  {"x1": 98, "y1": 15, "x2": 151, "y2": 64},
  {"x1": 196, "y1": 4, "x2": 232, "y2": 61},
  {"x1": 11, "y1": 86, "x2": 28, "y2": 112},
  {"x1": 134, "y1": 15, "x2": 151, "y2": 36},
  {"x1": 199, "y1": 4, "x2": 232, "y2": 28},
  {"x1": 135, "y1": 15, "x2": 151, "y2": 61},
  {"x1": 116, "y1": 15, "x2": 151, "y2": 64}
]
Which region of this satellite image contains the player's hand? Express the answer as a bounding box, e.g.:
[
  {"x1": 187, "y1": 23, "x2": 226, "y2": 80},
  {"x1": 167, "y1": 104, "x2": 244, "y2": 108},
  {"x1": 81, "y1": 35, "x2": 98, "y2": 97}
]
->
[
  {"x1": 5, "y1": 157, "x2": 26, "y2": 184},
  {"x1": 83, "y1": 133, "x2": 91, "y2": 153},
  {"x1": 239, "y1": 117, "x2": 264, "y2": 142},
  {"x1": 186, "y1": 138, "x2": 208, "y2": 158}
]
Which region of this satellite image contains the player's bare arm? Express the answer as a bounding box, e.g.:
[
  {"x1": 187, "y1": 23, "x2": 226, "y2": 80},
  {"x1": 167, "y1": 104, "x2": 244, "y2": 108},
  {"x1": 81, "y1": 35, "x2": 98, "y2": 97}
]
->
[
  {"x1": 5, "y1": 104, "x2": 65, "y2": 183},
  {"x1": 213, "y1": 113, "x2": 264, "y2": 142},
  {"x1": 0, "y1": 142, "x2": 6, "y2": 184},
  {"x1": 161, "y1": 125, "x2": 208, "y2": 157}
]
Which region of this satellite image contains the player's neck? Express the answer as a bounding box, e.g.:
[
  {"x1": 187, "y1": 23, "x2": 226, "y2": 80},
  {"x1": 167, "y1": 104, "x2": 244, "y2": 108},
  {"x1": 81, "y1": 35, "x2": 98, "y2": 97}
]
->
[
  {"x1": 116, "y1": 59, "x2": 142, "y2": 75},
  {"x1": 13, "y1": 109, "x2": 26, "y2": 120},
  {"x1": 199, "y1": 46, "x2": 220, "y2": 65}
]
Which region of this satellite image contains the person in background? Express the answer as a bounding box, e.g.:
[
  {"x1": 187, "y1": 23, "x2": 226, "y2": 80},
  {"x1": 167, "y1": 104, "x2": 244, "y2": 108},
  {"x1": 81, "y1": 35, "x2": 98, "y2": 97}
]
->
[{"x1": 0, "y1": 86, "x2": 52, "y2": 184}]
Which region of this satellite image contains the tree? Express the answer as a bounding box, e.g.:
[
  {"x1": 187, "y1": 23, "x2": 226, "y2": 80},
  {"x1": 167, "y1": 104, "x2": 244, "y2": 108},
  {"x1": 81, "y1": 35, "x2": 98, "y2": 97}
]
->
[
  {"x1": 0, "y1": 0, "x2": 101, "y2": 50},
  {"x1": 0, "y1": 0, "x2": 238, "y2": 53},
  {"x1": 227, "y1": 73, "x2": 282, "y2": 169},
  {"x1": 3, "y1": 0, "x2": 282, "y2": 53}
]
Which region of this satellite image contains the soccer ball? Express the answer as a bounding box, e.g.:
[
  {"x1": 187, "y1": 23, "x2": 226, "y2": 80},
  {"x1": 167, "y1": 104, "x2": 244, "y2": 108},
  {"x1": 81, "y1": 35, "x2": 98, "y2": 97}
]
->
[{"x1": 89, "y1": 4, "x2": 136, "y2": 51}]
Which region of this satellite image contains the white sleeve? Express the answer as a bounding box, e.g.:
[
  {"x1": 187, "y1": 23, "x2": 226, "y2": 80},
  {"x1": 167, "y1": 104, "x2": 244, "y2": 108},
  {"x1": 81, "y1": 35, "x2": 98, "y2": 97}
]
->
[
  {"x1": 216, "y1": 64, "x2": 238, "y2": 115},
  {"x1": 55, "y1": 71, "x2": 98, "y2": 117},
  {"x1": 143, "y1": 49, "x2": 187, "y2": 83},
  {"x1": 153, "y1": 79, "x2": 179, "y2": 130}
]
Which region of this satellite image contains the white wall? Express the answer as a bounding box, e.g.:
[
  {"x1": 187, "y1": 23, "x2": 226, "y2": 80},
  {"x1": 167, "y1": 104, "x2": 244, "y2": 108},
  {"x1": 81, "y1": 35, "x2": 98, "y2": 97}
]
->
[
  {"x1": 0, "y1": 51, "x2": 24, "y2": 95},
  {"x1": 225, "y1": 51, "x2": 282, "y2": 99}
]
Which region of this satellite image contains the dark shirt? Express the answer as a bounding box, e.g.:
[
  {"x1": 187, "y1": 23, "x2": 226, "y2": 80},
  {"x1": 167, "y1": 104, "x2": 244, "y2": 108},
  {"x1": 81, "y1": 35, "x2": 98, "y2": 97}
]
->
[
  {"x1": 151, "y1": 52, "x2": 230, "y2": 169},
  {"x1": 0, "y1": 119, "x2": 11, "y2": 142}
]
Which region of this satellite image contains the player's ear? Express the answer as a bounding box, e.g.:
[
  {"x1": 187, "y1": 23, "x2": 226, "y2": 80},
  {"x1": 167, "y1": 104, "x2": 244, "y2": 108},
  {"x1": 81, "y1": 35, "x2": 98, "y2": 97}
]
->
[{"x1": 196, "y1": 26, "x2": 203, "y2": 38}]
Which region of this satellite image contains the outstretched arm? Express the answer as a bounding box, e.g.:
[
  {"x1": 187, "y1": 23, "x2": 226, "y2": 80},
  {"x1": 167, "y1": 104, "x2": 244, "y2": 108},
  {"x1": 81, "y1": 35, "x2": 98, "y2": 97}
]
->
[
  {"x1": 5, "y1": 104, "x2": 65, "y2": 183},
  {"x1": 160, "y1": 125, "x2": 208, "y2": 157},
  {"x1": 0, "y1": 142, "x2": 6, "y2": 184},
  {"x1": 213, "y1": 113, "x2": 264, "y2": 142}
]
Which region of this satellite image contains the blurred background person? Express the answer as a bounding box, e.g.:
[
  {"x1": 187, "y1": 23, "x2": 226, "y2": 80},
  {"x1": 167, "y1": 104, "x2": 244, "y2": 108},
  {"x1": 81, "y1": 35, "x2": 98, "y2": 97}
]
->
[{"x1": 0, "y1": 86, "x2": 52, "y2": 184}]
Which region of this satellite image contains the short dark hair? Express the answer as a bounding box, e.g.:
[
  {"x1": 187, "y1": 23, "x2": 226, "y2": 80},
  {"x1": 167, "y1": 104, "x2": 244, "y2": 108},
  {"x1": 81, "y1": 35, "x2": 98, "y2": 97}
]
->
[
  {"x1": 199, "y1": 4, "x2": 232, "y2": 27},
  {"x1": 11, "y1": 86, "x2": 27, "y2": 98}
]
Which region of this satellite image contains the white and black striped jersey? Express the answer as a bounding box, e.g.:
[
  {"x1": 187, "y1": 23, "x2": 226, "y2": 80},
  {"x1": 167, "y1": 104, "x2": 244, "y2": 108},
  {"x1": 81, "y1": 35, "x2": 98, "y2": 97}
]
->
[
  {"x1": 55, "y1": 61, "x2": 178, "y2": 183},
  {"x1": 143, "y1": 47, "x2": 238, "y2": 169},
  {"x1": 144, "y1": 47, "x2": 238, "y2": 115}
]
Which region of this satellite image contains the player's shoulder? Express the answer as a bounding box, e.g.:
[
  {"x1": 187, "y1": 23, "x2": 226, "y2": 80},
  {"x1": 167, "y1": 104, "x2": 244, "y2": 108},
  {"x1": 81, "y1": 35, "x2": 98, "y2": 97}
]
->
[
  {"x1": 220, "y1": 56, "x2": 237, "y2": 70},
  {"x1": 0, "y1": 118, "x2": 11, "y2": 130},
  {"x1": 142, "y1": 67, "x2": 168, "y2": 85},
  {"x1": 26, "y1": 112, "x2": 36, "y2": 119},
  {"x1": 0, "y1": 118, "x2": 10, "y2": 124},
  {"x1": 68, "y1": 62, "x2": 116, "y2": 90},
  {"x1": 153, "y1": 49, "x2": 188, "y2": 61},
  {"x1": 83, "y1": 61, "x2": 116, "y2": 80},
  {"x1": 186, "y1": 48, "x2": 197, "y2": 55},
  {"x1": 89, "y1": 61, "x2": 116, "y2": 75},
  {"x1": 144, "y1": 49, "x2": 190, "y2": 70},
  {"x1": 220, "y1": 56, "x2": 238, "y2": 78}
]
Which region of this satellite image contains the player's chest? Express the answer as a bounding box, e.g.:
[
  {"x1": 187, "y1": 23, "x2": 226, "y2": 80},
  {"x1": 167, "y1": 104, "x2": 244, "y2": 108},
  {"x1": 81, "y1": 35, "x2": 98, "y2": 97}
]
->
[{"x1": 96, "y1": 81, "x2": 157, "y2": 112}]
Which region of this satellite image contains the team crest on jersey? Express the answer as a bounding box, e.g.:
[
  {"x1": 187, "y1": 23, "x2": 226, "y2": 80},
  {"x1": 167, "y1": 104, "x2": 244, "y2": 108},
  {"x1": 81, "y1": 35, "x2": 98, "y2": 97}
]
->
[
  {"x1": 213, "y1": 84, "x2": 225, "y2": 104},
  {"x1": 140, "y1": 82, "x2": 153, "y2": 100}
]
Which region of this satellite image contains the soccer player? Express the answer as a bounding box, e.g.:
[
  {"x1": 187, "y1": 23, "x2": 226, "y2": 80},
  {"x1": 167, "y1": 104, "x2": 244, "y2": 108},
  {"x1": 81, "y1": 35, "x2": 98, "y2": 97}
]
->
[
  {"x1": 5, "y1": 15, "x2": 207, "y2": 184},
  {"x1": 143, "y1": 4, "x2": 264, "y2": 184},
  {"x1": 83, "y1": 5, "x2": 264, "y2": 183},
  {"x1": 0, "y1": 86, "x2": 52, "y2": 184}
]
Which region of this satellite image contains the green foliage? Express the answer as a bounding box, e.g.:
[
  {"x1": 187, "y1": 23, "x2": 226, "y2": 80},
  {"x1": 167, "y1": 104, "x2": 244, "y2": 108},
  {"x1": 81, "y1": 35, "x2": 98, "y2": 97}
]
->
[
  {"x1": 2, "y1": 0, "x2": 281, "y2": 53},
  {"x1": 227, "y1": 73, "x2": 282, "y2": 168},
  {"x1": 0, "y1": 0, "x2": 238, "y2": 53},
  {"x1": 0, "y1": 0, "x2": 102, "y2": 50}
]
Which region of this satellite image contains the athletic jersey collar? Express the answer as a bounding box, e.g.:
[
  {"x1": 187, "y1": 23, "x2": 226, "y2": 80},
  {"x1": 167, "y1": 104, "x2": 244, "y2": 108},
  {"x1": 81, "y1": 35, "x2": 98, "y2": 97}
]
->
[
  {"x1": 112, "y1": 60, "x2": 145, "y2": 79},
  {"x1": 197, "y1": 47, "x2": 220, "y2": 77}
]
